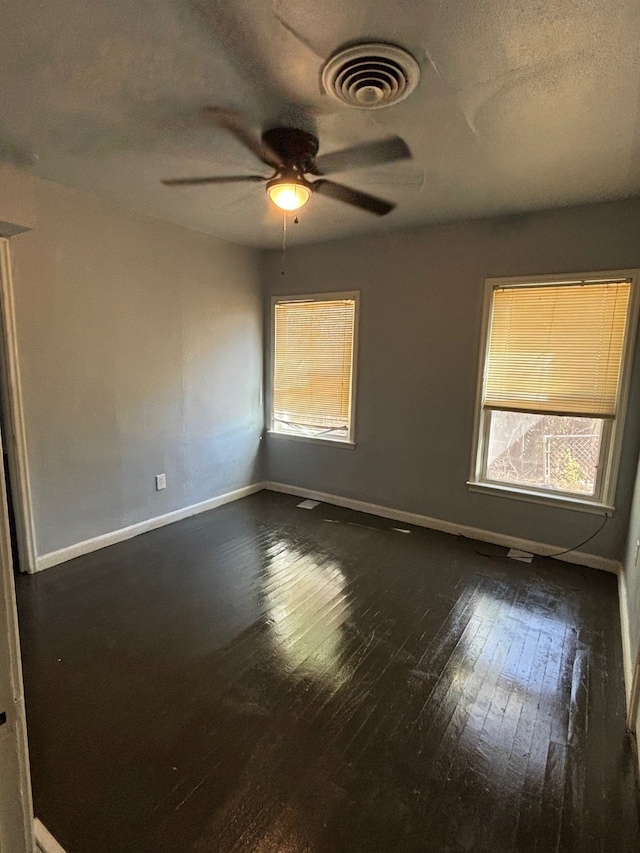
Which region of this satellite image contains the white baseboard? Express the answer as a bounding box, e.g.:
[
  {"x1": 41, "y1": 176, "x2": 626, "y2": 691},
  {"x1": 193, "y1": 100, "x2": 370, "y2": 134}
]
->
[
  {"x1": 33, "y1": 475, "x2": 622, "y2": 583},
  {"x1": 34, "y1": 819, "x2": 67, "y2": 853},
  {"x1": 35, "y1": 482, "x2": 266, "y2": 572},
  {"x1": 619, "y1": 569, "x2": 635, "y2": 711},
  {"x1": 264, "y1": 481, "x2": 622, "y2": 576},
  {"x1": 620, "y1": 567, "x2": 640, "y2": 732}
]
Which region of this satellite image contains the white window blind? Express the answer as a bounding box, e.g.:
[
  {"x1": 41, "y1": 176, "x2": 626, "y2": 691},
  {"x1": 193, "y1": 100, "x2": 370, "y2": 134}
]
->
[
  {"x1": 273, "y1": 298, "x2": 355, "y2": 437},
  {"x1": 484, "y1": 281, "x2": 631, "y2": 418}
]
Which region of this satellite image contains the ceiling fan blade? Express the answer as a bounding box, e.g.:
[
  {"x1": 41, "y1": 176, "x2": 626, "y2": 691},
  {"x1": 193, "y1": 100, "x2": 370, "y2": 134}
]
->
[
  {"x1": 353, "y1": 165, "x2": 425, "y2": 194},
  {"x1": 162, "y1": 175, "x2": 267, "y2": 186},
  {"x1": 313, "y1": 136, "x2": 411, "y2": 176},
  {"x1": 206, "y1": 107, "x2": 284, "y2": 169},
  {"x1": 312, "y1": 180, "x2": 395, "y2": 216}
]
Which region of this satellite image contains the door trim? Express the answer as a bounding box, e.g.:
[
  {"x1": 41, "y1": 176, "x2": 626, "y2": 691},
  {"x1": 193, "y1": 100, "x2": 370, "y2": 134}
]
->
[
  {"x1": 0, "y1": 239, "x2": 37, "y2": 572},
  {"x1": 35, "y1": 819, "x2": 68, "y2": 853},
  {"x1": 0, "y1": 413, "x2": 34, "y2": 852}
]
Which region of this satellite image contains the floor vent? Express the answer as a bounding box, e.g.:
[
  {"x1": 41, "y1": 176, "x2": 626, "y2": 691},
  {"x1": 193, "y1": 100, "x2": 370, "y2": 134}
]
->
[{"x1": 321, "y1": 43, "x2": 420, "y2": 109}]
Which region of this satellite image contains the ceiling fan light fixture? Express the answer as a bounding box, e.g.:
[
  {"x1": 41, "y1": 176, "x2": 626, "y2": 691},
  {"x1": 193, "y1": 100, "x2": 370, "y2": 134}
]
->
[{"x1": 267, "y1": 179, "x2": 312, "y2": 211}]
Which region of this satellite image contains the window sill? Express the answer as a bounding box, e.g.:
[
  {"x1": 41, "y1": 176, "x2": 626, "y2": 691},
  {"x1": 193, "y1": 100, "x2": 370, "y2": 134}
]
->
[
  {"x1": 267, "y1": 431, "x2": 356, "y2": 450},
  {"x1": 466, "y1": 481, "x2": 614, "y2": 516}
]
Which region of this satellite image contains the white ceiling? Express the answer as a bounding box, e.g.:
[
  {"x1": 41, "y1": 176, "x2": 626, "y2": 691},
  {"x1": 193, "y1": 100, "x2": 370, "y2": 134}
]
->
[{"x1": 2, "y1": 0, "x2": 640, "y2": 247}]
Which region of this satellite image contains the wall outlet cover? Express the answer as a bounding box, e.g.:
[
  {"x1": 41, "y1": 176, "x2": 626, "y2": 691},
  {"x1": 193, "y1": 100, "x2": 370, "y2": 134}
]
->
[{"x1": 156, "y1": 474, "x2": 166, "y2": 491}]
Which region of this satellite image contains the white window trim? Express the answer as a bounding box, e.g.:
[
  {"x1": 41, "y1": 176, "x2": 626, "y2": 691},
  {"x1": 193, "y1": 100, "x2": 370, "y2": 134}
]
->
[
  {"x1": 268, "y1": 291, "x2": 360, "y2": 446},
  {"x1": 268, "y1": 432, "x2": 356, "y2": 450},
  {"x1": 468, "y1": 268, "x2": 640, "y2": 513}
]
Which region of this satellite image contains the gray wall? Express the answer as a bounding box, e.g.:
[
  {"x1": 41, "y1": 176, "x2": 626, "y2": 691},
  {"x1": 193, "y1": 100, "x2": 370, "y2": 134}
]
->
[
  {"x1": 8, "y1": 175, "x2": 263, "y2": 556},
  {"x1": 264, "y1": 199, "x2": 640, "y2": 562}
]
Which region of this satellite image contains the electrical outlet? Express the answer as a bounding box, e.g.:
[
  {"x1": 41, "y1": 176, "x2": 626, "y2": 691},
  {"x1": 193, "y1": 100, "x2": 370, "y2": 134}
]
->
[
  {"x1": 155, "y1": 473, "x2": 166, "y2": 491},
  {"x1": 635, "y1": 540, "x2": 640, "y2": 565}
]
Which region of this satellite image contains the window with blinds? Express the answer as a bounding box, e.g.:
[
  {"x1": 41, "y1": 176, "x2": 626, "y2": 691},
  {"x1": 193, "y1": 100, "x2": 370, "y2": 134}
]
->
[
  {"x1": 484, "y1": 282, "x2": 630, "y2": 418},
  {"x1": 472, "y1": 273, "x2": 637, "y2": 506},
  {"x1": 272, "y1": 295, "x2": 357, "y2": 442}
]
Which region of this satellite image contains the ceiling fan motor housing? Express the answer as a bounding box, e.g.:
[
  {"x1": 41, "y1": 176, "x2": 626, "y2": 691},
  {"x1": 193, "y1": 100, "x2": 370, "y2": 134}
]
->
[
  {"x1": 262, "y1": 127, "x2": 319, "y2": 171},
  {"x1": 322, "y1": 43, "x2": 420, "y2": 109}
]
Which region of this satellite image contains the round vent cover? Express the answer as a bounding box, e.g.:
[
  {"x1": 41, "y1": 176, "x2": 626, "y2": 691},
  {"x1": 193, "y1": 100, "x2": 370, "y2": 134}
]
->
[{"x1": 321, "y1": 43, "x2": 420, "y2": 109}]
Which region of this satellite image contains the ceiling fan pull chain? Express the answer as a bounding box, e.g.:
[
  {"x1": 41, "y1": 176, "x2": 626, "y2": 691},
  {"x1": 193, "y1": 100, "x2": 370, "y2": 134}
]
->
[{"x1": 281, "y1": 211, "x2": 287, "y2": 276}]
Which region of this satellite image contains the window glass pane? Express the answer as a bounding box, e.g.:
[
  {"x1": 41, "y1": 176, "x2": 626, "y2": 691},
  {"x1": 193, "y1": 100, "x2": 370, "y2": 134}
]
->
[{"x1": 485, "y1": 411, "x2": 603, "y2": 496}]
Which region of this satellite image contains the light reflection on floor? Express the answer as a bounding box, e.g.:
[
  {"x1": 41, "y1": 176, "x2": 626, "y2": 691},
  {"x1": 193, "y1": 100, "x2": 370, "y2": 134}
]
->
[
  {"x1": 433, "y1": 588, "x2": 580, "y2": 782},
  {"x1": 264, "y1": 541, "x2": 353, "y2": 690}
]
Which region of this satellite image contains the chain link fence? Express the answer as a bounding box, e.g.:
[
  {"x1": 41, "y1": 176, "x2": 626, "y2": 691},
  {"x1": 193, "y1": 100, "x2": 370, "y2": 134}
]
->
[{"x1": 543, "y1": 433, "x2": 600, "y2": 494}]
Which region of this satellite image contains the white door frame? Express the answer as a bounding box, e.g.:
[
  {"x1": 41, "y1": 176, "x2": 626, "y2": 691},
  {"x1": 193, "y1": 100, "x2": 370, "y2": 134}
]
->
[
  {"x1": 0, "y1": 409, "x2": 34, "y2": 852},
  {"x1": 0, "y1": 239, "x2": 37, "y2": 573},
  {"x1": 629, "y1": 649, "x2": 640, "y2": 733},
  {"x1": 0, "y1": 239, "x2": 63, "y2": 850}
]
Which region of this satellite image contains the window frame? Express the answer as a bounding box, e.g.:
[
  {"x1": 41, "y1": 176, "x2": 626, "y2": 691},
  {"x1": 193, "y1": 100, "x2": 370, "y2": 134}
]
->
[
  {"x1": 269, "y1": 291, "x2": 360, "y2": 448},
  {"x1": 468, "y1": 269, "x2": 640, "y2": 514}
]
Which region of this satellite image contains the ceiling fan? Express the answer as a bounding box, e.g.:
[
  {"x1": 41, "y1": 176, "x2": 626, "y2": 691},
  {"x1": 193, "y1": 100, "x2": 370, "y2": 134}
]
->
[{"x1": 162, "y1": 108, "x2": 412, "y2": 216}]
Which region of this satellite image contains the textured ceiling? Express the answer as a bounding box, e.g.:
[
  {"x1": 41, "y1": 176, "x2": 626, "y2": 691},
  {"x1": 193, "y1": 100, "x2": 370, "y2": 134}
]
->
[{"x1": 2, "y1": 0, "x2": 640, "y2": 247}]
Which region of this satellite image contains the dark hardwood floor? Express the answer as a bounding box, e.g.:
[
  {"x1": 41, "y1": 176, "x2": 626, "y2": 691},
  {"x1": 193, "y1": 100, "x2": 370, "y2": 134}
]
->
[{"x1": 15, "y1": 490, "x2": 640, "y2": 852}]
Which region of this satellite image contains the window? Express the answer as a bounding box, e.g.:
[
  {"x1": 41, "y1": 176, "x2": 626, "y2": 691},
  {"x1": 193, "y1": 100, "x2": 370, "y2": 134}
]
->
[
  {"x1": 271, "y1": 293, "x2": 358, "y2": 444},
  {"x1": 470, "y1": 271, "x2": 639, "y2": 511}
]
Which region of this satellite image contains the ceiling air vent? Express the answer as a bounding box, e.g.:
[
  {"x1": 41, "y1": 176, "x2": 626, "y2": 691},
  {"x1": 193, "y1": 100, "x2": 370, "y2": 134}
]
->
[{"x1": 321, "y1": 43, "x2": 420, "y2": 109}]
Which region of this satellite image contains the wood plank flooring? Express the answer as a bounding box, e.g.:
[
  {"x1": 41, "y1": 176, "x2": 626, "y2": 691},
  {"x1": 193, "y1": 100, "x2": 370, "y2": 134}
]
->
[{"x1": 15, "y1": 490, "x2": 640, "y2": 852}]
